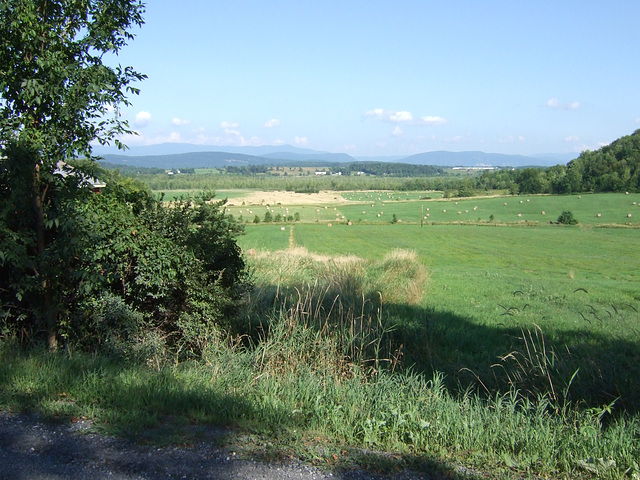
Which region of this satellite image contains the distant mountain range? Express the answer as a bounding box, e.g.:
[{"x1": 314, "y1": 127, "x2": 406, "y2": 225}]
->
[{"x1": 94, "y1": 143, "x2": 578, "y2": 170}]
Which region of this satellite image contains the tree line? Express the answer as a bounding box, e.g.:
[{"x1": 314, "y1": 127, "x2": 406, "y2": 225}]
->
[{"x1": 474, "y1": 130, "x2": 640, "y2": 195}]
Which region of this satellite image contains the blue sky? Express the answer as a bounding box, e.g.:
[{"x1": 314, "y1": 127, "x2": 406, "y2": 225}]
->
[{"x1": 113, "y1": 1, "x2": 640, "y2": 156}]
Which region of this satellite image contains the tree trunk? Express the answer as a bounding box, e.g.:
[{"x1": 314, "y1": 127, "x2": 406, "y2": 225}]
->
[{"x1": 33, "y1": 162, "x2": 58, "y2": 351}]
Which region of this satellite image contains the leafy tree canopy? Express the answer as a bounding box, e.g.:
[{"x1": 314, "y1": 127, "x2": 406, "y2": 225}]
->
[
  {"x1": 473, "y1": 130, "x2": 640, "y2": 195},
  {"x1": 0, "y1": 2, "x2": 250, "y2": 357},
  {"x1": 0, "y1": 0, "x2": 147, "y2": 349}
]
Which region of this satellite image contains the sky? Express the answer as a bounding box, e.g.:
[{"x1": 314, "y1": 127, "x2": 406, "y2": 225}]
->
[{"x1": 111, "y1": 1, "x2": 640, "y2": 157}]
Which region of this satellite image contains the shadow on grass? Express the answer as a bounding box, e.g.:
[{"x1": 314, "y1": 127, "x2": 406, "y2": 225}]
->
[
  {"x1": 386, "y1": 301, "x2": 640, "y2": 415},
  {"x1": 244, "y1": 279, "x2": 640, "y2": 414}
]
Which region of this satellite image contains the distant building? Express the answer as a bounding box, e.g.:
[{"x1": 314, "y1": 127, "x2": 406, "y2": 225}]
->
[{"x1": 55, "y1": 161, "x2": 106, "y2": 193}]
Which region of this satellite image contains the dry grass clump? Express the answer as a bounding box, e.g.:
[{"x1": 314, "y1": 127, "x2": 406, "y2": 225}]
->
[
  {"x1": 371, "y1": 249, "x2": 429, "y2": 305},
  {"x1": 241, "y1": 248, "x2": 429, "y2": 374},
  {"x1": 246, "y1": 247, "x2": 428, "y2": 311}
]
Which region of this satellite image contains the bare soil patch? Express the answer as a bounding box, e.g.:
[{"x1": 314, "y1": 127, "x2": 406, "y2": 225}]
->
[{"x1": 226, "y1": 190, "x2": 351, "y2": 207}]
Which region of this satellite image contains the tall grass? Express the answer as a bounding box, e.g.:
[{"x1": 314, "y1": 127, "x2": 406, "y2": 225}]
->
[
  {"x1": 241, "y1": 247, "x2": 428, "y2": 371},
  {"x1": 3, "y1": 312, "x2": 639, "y2": 479},
  {"x1": 3, "y1": 229, "x2": 640, "y2": 478}
]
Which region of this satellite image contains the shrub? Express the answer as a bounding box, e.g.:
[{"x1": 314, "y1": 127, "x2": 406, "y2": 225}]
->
[
  {"x1": 557, "y1": 210, "x2": 578, "y2": 225},
  {"x1": 0, "y1": 171, "x2": 249, "y2": 357}
]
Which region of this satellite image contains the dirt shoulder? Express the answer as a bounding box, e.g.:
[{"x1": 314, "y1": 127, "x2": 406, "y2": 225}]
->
[{"x1": 0, "y1": 411, "x2": 449, "y2": 480}]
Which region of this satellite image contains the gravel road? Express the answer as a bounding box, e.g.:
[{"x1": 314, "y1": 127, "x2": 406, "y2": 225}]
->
[{"x1": 0, "y1": 412, "x2": 447, "y2": 480}]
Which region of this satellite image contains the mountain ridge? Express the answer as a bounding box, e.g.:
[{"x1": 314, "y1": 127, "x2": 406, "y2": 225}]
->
[{"x1": 95, "y1": 143, "x2": 578, "y2": 169}]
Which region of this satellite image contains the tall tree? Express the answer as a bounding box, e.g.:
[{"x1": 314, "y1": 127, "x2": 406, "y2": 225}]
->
[{"x1": 0, "y1": 0, "x2": 145, "y2": 349}]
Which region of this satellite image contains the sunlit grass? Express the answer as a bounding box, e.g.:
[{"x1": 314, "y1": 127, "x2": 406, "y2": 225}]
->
[{"x1": 3, "y1": 191, "x2": 640, "y2": 479}]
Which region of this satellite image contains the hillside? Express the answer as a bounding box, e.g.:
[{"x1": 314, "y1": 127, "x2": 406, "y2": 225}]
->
[
  {"x1": 400, "y1": 150, "x2": 550, "y2": 167},
  {"x1": 567, "y1": 128, "x2": 640, "y2": 192},
  {"x1": 102, "y1": 151, "x2": 277, "y2": 169}
]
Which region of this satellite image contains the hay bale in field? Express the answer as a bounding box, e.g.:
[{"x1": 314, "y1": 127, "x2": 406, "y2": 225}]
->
[
  {"x1": 597, "y1": 213, "x2": 602, "y2": 217},
  {"x1": 281, "y1": 227, "x2": 286, "y2": 231}
]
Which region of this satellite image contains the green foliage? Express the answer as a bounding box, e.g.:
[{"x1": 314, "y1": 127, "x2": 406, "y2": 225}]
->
[
  {"x1": 0, "y1": 0, "x2": 146, "y2": 348},
  {"x1": 556, "y1": 210, "x2": 578, "y2": 225},
  {"x1": 1, "y1": 161, "x2": 248, "y2": 356},
  {"x1": 476, "y1": 130, "x2": 640, "y2": 195}
]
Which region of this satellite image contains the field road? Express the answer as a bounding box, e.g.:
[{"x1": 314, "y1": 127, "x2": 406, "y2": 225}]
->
[{"x1": 0, "y1": 412, "x2": 454, "y2": 480}]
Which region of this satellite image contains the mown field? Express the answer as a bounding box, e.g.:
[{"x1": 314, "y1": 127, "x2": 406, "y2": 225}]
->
[
  {"x1": 237, "y1": 193, "x2": 640, "y2": 408},
  {"x1": 222, "y1": 191, "x2": 640, "y2": 226},
  {"x1": 4, "y1": 189, "x2": 639, "y2": 479}
]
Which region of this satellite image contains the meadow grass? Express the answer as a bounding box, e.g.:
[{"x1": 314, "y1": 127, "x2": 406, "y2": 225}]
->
[
  {"x1": 226, "y1": 192, "x2": 640, "y2": 226},
  {"x1": 238, "y1": 221, "x2": 640, "y2": 408},
  {"x1": 2, "y1": 312, "x2": 639, "y2": 480},
  {"x1": 3, "y1": 191, "x2": 640, "y2": 479}
]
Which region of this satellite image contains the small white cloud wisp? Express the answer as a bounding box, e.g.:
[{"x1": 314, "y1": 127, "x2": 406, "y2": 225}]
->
[{"x1": 364, "y1": 109, "x2": 447, "y2": 125}]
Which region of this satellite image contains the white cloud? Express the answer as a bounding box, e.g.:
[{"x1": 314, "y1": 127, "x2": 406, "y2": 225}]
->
[
  {"x1": 364, "y1": 109, "x2": 413, "y2": 122},
  {"x1": 365, "y1": 108, "x2": 446, "y2": 125},
  {"x1": 565, "y1": 135, "x2": 580, "y2": 142},
  {"x1": 264, "y1": 118, "x2": 280, "y2": 128},
  {"x1": 546, "y1": 98, "x2": 580, "y2": 110},
  {"x1": 635, "y1": 117, "x2": 640, "y2": 124},
  {"x1": 364, "y1": 108, "x2": 386, "y2": 120},
  {"x1": 172, "y1": 117, "x2": 191, "y2": 126},
  {"x1": 134, "y1": 111, "x2": 152, "y2": 127},
  {"x1": 389, "y1": 111, "x2": 413, "y2": 122},
  {"x1": 392, "y1": 126, "x2": 404, "y2": 137},
  {"x1": 294, "y1": 136, "x2": 308, "y2": 145},
  {"x1": 120, "y1": 131, "x2": 182, "y2": 146},
  {"x1": 220, "y1": 121, "x2": 240, "y2": 129},
  {"x1": 546, "y1": 98, "x2": 560, "y2": 109},
  {"x1": 419, "y1": 116, "x2": 447, "y2": 126}
]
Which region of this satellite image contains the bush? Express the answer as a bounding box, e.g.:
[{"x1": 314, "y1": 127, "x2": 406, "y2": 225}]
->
[
  {"x1": 557, "y1": 210, "x2": 578, "y2": 225},
  {"x1": 0, "y1": 169, "x2": 249, "y2": 357}
]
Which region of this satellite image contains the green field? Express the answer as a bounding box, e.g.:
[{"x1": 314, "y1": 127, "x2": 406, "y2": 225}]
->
[
  {"x1": 238, "y1": 193, "x2": 640, "y2": 412},
  {"x1": 4, "y1": 190, "x2": 640, "y2": 478},
  {"x1": 225, "y1": 192, "x2": 640, "y2": 226}
]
